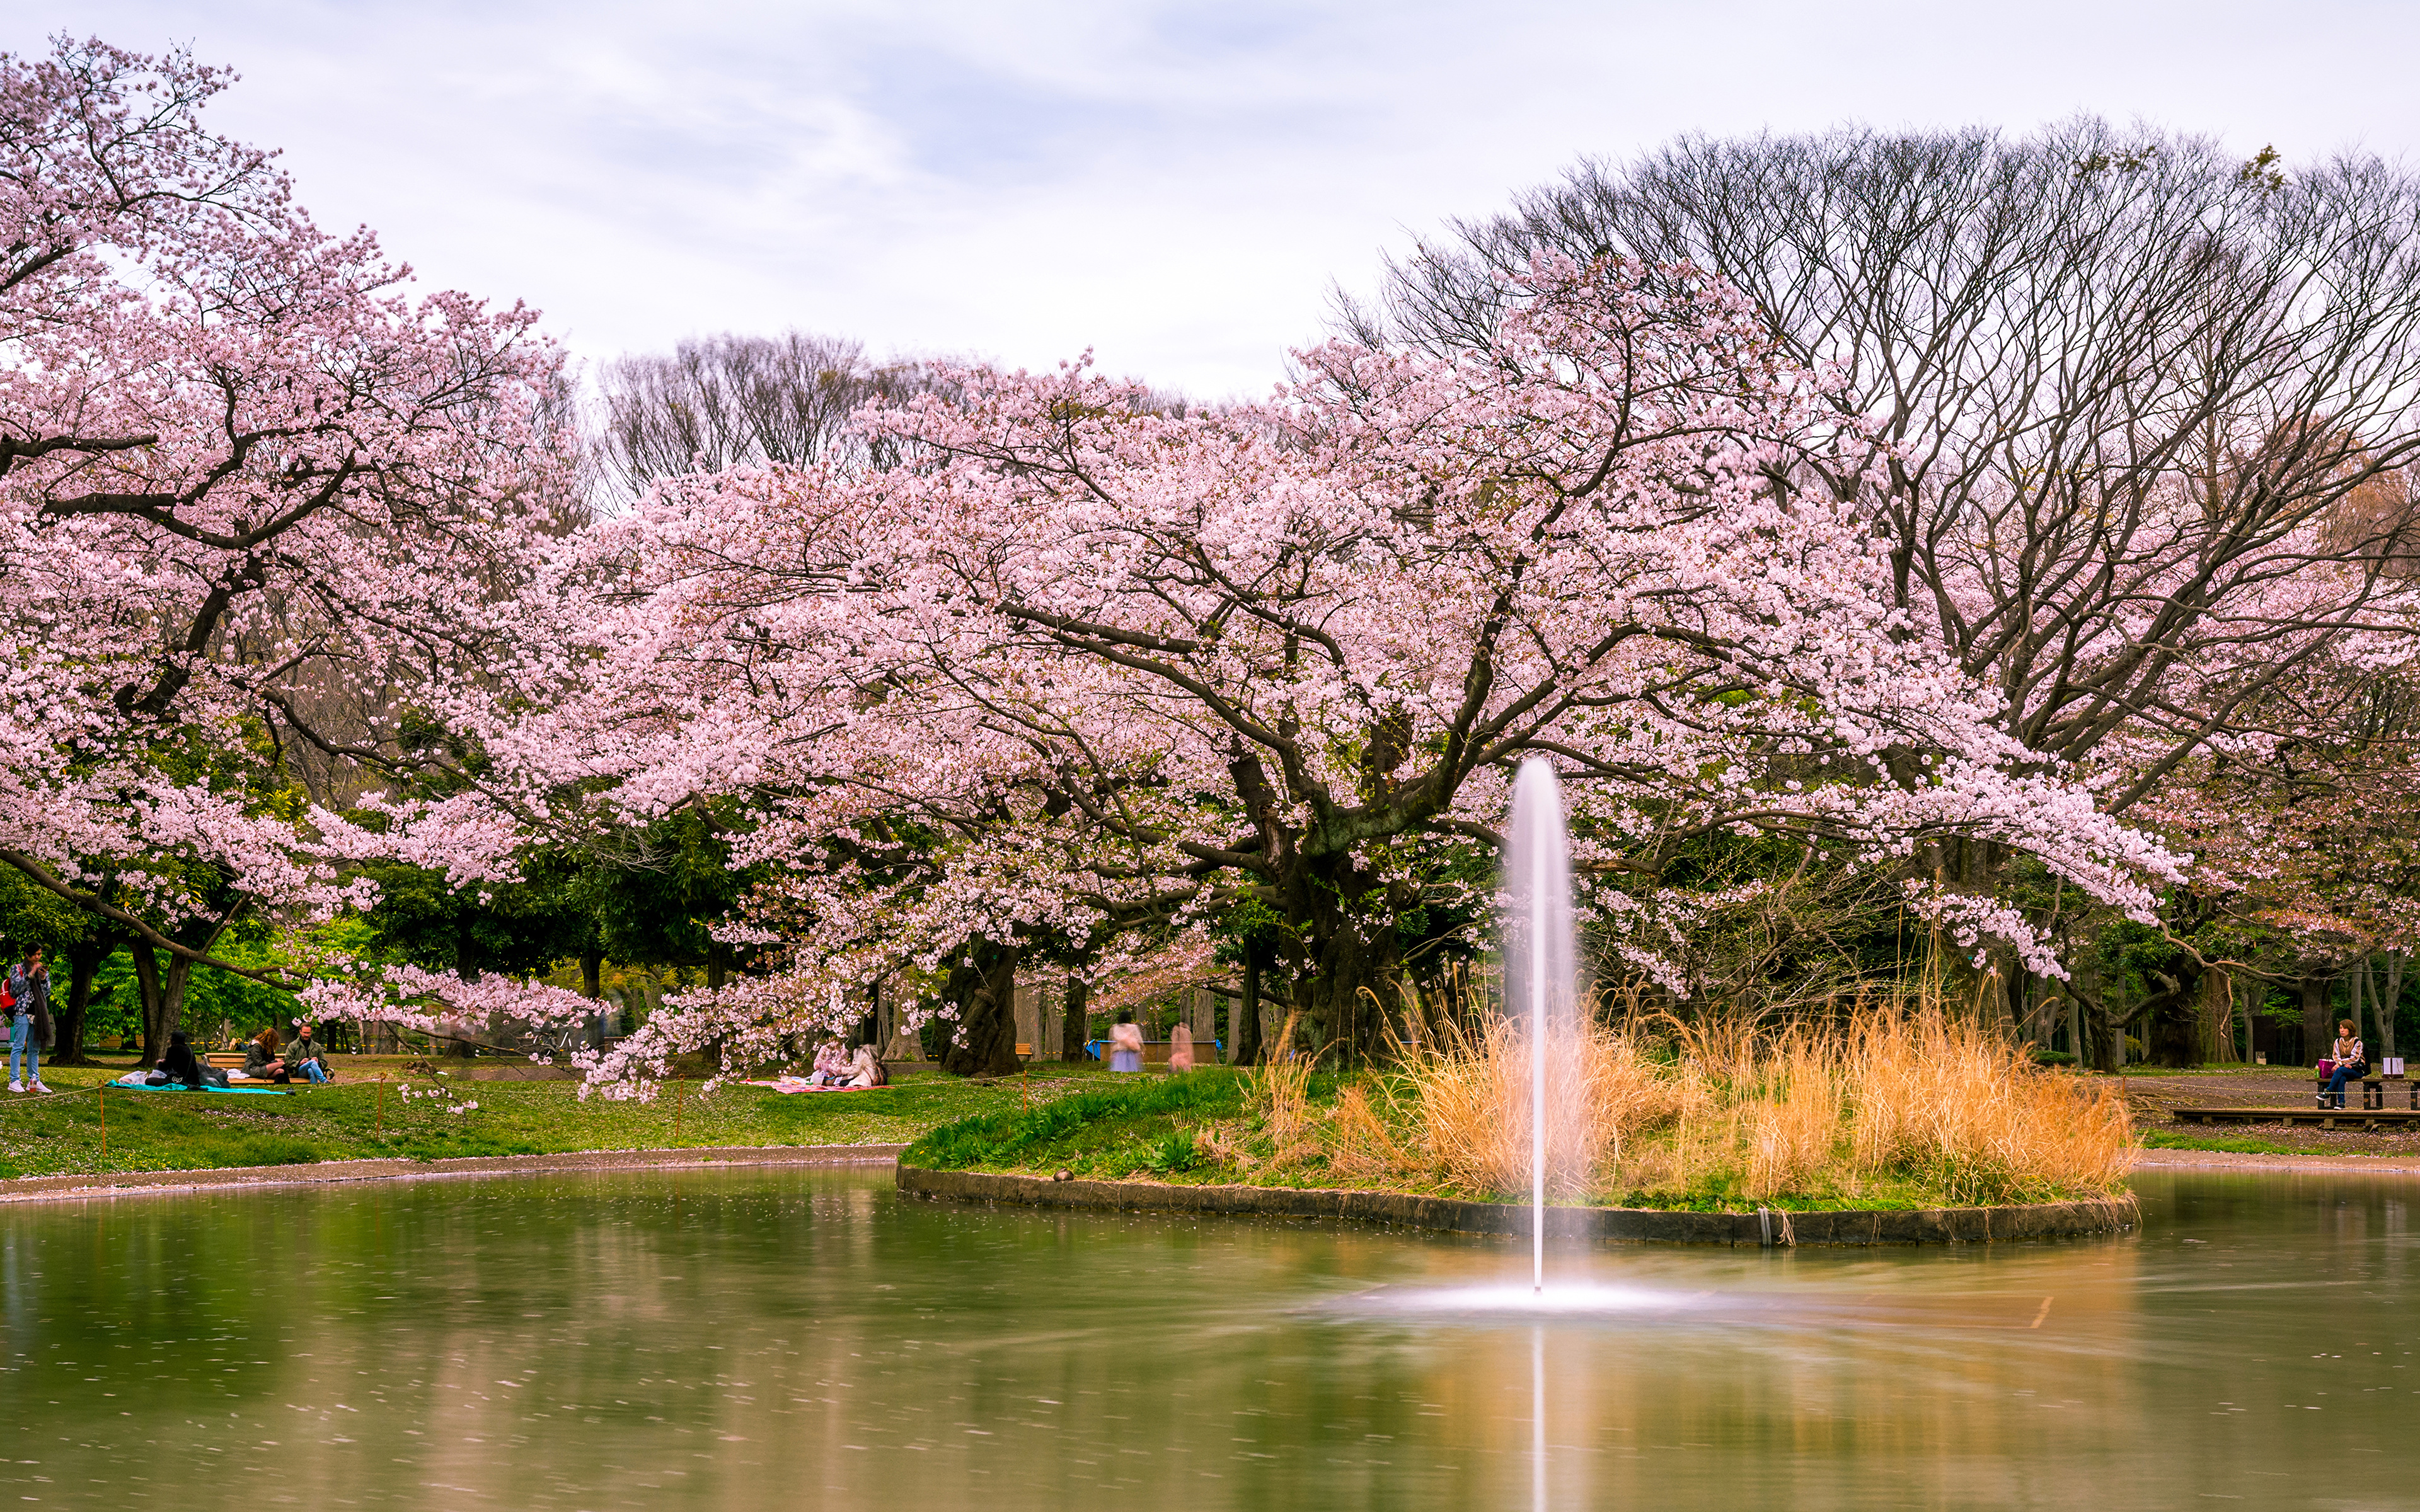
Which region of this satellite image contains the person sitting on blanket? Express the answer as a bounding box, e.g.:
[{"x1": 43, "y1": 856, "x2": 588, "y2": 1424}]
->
[
  {"x1": 811, "y1": 1040, "x2": 853, "y2": 1087},
  {"x1": 242, "y1": 1026, "x2": 291, "y2": 1083},
  {"x1": 848, "y1": 1045, "x2": 887, "y2": 1087},
  {"x1": 285, "y1": 1023, "x2": 331, "y2": 1083},
  {"x1": 161, "y1": 1031, "x2": 210, "y2": 1088},
  {"x1": 2324, "y1": 1019, "x2": 2368, "y2": 1109}
]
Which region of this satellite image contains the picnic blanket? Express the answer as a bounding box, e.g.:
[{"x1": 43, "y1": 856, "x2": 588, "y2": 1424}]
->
[
  {"x1": 107, "y1": 1076, "x2": 291, "y2": 1096},
  {"x1": 745, "y1": 1076, "x2": 879, "y2": 1095}
]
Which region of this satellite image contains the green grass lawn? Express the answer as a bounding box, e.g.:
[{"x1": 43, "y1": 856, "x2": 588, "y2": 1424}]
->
[
  {"x1": 2136, "y1": 1128, "x2": 2310, "y2": 1155},
  {"x1": 0, "y1": 1058, "x2": 1115, "y2": 1180}
]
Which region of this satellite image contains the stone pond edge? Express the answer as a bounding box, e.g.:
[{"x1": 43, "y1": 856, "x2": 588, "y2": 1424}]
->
[{"x1": 896, "y1": 1163, "x2": 2140, "y2": 1246}]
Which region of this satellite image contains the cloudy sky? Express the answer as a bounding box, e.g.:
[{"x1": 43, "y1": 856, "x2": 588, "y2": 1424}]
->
[{"x1": 13, "y1": 1, "x2": 2419, "y2": 397}]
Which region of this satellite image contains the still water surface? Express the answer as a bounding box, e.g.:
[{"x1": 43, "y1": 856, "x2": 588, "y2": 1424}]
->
[{"x1": 1, "y1": 1164, "x2": 2414, "y2": 1509}]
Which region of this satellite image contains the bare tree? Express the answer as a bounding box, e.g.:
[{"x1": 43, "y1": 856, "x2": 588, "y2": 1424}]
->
[
  {"x1": 591, "y1": 332, "x2": 943, "y2": 498},
  {"x1": 1346, "y1": 120, "x2": 2420, "y2": 796},
  {"x1": 1350, "y1": 121, "x2": 2420, "y2": 1032}
]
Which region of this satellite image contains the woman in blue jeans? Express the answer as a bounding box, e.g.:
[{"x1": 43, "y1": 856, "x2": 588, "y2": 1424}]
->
[
  {"x1": 8, "y1": 950, "x2": 50, "y2": 1094},
  {"x1": 2324, "y1": 1020, "x2": 2368, "y2": 1109}
]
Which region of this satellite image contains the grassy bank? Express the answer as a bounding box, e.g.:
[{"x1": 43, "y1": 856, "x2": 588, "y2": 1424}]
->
[
  {"x1": 904, "y1": 1011, "x2": 2135, "y2": 1213},
  {"x1": 0, "y1": 1060, "x2": 1105, "y2": 1181}
]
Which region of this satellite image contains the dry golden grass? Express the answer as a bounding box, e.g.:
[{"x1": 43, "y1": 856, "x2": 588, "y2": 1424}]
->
[{"x1": 1248, "y1": 994, "x2": 2130, "y2": 1210}]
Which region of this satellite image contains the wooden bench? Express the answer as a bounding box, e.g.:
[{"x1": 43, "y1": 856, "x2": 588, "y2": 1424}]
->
[
  {"x1": 2174, "y1": 1104, "x2": 2420, "y2": 1130},
  {"x1": 2316, "y1": 1059, "x2": 2414, "y2": 1111},
  {"x1": 201, "y1": 1051, "x2": 328, "y2": 1083},
  {"x1": 1083, "y1": 1038, "x2": 1222, "y2": 1065}
]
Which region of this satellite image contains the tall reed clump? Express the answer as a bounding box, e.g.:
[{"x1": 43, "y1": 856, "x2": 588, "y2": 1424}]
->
[
  {"x1": 1312, "y1": 1000, "x2": 2129, "y2": 1210},
  {"x1": 1328, "y1": 1014, "x2": 1686, "y2": 1200}
]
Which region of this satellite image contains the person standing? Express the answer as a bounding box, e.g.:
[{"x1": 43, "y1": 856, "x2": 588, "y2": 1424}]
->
[
  {"x1": 8, "y1": 949, "x2": 50, "y2": 1093},
  {"x1": 1109, "y1": 1010, "x2": 1144, "y2": 1074}
]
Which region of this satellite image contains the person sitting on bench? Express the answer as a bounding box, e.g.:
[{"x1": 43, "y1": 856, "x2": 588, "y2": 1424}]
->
[
  {"x1": 243, "y1": 1026, "x2": 291, "y2": 1083},
  {"x1": 2323, "y1": 1020, "x2": 2368, "y2": 1109},
  {"x1": 285, "y1": 1023, "x2": 331, "y2": 1083}
]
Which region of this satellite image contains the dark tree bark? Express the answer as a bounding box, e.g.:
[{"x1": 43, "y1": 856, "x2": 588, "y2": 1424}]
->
[
  {"x1": 52, "y1": 930, "x2": 120, "y2": 1065},
  {"x1": 941, "y1": 942, "x2": 1023, "y2": 1077},
  {"x1": 1230, "y1": 946, "x2": 1265, "y2": 1068},
  {"x1": 1059, "y1": 971, "x2": 1090, "y2": 1063},
  {"x1": 2301, "y1": 976, "x2": 2333, "y2": 1067},
  {"x1": 2141, "y1": 964, "x2": 2206, "y2": 1068},
  {"x1": 1279, "y1": 849, "x2": 1403, "y2": 1061},
  {"x1": 128, "y1": 945, "x2": 197, "y2": 1065}
]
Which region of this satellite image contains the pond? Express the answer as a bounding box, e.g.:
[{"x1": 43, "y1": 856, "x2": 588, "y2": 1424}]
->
[{"x1": 1, "y1": 1164, "x2": 2413, "y2": 1510}]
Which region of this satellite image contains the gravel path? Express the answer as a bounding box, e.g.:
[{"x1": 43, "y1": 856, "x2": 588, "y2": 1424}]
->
[{"x1": 2131, "y1": 1146, "x2": 2420, "y2": 1176}]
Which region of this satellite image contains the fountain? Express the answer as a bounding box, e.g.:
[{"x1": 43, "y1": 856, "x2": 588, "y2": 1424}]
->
[{"x1": 1502, "y1": 756, "x2": 1577, "y2": 1293}]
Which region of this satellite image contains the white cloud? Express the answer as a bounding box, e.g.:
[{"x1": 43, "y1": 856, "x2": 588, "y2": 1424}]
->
[{"x1": 12, "y1": 1, "x2": 2420, "y2": 397}]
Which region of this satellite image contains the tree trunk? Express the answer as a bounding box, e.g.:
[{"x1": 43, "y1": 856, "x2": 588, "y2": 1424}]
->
[
  {"x1": 2197, "y1": 970, "x2": 2240, "y2": 1064},
  {"x1": 1059, "y1": 971, "x2": 1089, "y2": 1063},
  {"x1": 2384, "y1": 954, "x2": 2406, "y2": 1061},
  {"x1": 2142, "y1": 962, "x2": 2204, "y2": 1068},
  {"x1": 2300, "y1": 975, "x2": 2332, "y2": 1066},
  {"x1": 132, "y1": 951, "x2": 195, "y2": 1063},
  {"x1": 1231, "y1": 947, "x2": 1264, "y2": 1067},
  {"x1": 1284, "y1": 852, "x2": 1403, "y2": 1063},
  {"x1": 52, "y1": 934, "x2": 116, "y2": 1065},
  {"x1": 942, "y1": 943, "x2": 1023, "y2": 1077},
  {"x1": 130, "y1": 945, "x2": 166, "y2": 1066},
  {"x1": 580, "y1": 951, "x2": 602, "y2": 999}
]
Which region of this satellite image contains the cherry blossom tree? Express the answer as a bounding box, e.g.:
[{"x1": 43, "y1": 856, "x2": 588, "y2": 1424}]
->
[
  {"x1": 536, "y1": 253, "x2": 2181, "y2": 1085},
  {"x1": 0, "y1": 38, "x2": 580, "y2": 1056},
  {"x1": 1352, "y1": 123, "x2": 2420, "y2": 1026}
]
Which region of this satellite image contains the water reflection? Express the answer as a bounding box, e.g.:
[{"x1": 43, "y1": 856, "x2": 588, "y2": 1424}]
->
[{"x1": 0, "y1": 1168, "x2": 2415, "y2": 1509}]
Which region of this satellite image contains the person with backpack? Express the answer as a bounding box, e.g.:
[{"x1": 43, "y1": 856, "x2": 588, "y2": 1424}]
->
[{"x1": 8, "y1": 949, "x2": 51, "y2": 1094}]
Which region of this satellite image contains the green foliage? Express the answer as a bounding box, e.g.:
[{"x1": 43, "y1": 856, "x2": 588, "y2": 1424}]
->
[
  {"x1": 904, "y1": 1069, "x2": 1246, "y2": 1170},
  {"x1": 356, "y1": 847, "x2": 594, "y2": 979},
  {"x1": 1143, "y1": 1127, "x2": 1202, "y2": 1174},
  {"x1": 0, "y1": 868, "x2": 101, "y2": 956}
]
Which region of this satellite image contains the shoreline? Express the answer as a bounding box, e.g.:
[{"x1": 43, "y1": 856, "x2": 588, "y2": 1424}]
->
[
  {"x1": 0, "y1": 1143, "x2": 908, "y2": 1206},
  {"x1": 7, "y1": 1141, "x2": 2412, "y2": 1211},
  {"x1": 2129, "y1": 1147, "x2": 2420, "y2": 1176},
  {"x1": 896, "y1": 1163, "x2": 2139, "y2": 1246}
]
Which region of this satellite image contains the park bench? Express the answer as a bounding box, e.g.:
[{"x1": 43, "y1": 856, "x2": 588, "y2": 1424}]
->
[
  {"x1": 1082, "y1": 1038, "x2": 1223, "y2": 1066},
  {"x1": 2316, "y1": 1056, "x2": 2414, "y2": 1111},
  {"x1": 200, "y1": 1051, "x2": 330, "y2": 1083}
]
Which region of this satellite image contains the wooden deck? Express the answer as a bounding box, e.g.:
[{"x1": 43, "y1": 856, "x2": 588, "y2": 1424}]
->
[{"x1": 2169, "y1": 1105, "x2": 2420, "y2": 1130}]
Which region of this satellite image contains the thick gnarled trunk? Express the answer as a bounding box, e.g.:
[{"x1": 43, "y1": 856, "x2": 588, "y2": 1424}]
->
[{"x1": 942, "y1": 943, "x2": 1023, "y2": 1077}]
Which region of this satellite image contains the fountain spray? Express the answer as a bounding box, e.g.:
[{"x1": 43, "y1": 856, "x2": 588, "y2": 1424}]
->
[
  {"x1": 1530, "y1": 818, "x2": 1547, "y2": 1293},
  {"x1": 1504, "y1": 757, "x2": 1574, "y2": 1297}
]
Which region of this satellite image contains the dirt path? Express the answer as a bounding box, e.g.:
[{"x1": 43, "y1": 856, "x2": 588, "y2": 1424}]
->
[
  {"x1": 2131, "y1": 1146, "x2": 2420, "y2": 1176},
  {"x1": 0, "y1": 1143, "x2": 906, "y2": 1206},
  {"x1": 2094, "y1": 1068, "x2": 2420, "y2": 1156}
]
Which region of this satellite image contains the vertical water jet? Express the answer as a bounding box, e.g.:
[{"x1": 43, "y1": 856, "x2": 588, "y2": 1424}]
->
[{"x1": 1502, "y1": 757, "x2": 1576, "y2": 1295}]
